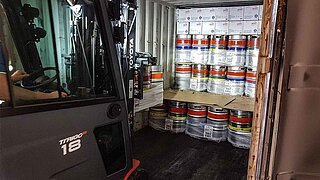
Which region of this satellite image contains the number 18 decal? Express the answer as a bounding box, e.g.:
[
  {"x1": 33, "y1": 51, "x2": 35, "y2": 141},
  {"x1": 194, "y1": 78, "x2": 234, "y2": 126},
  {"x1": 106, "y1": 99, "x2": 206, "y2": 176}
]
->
[{"x1": 59, "y1": 131, "x2": 87, "y2": 156}]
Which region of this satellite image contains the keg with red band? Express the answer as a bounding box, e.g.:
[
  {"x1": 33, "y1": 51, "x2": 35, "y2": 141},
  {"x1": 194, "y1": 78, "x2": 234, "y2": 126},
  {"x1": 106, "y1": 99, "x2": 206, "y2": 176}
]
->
[
  {"x1": 168, "y1": 101, "x2": 187, "y2": 121},
  {"x1": 187, "y1": 103, "x2": 207, "y2": 122},
  {"x1": 229, "y1": 110, "x2": 253, "y2": 124},
  {"x1": 207, "y1": 106, "x2": 229, "y2": 121},
  {"x1": 187, "y1": 103, "x2": 207, "y2": 117}
]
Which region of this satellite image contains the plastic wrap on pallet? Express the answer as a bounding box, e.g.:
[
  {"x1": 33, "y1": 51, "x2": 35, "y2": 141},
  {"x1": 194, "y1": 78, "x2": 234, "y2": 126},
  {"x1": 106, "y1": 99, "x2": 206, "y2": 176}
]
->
[
  {"x1": 227, "y1": 129, "x2": 251, "y2": 149},
  {"x1": 185, "y1": 119, "x2": 228, "y2": 142},
  {"x1": 185, "y1": 119, "x2": 206, "y2": 139},
  {"x1": 165, "y1": 118, "x2": 186, "y2": 133}
]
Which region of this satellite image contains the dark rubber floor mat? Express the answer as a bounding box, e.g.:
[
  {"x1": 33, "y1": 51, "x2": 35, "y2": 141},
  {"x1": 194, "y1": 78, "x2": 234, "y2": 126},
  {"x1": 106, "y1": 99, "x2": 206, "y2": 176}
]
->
[{"x1": 133, "y1": 127, "x2": 249, "y2": 180}]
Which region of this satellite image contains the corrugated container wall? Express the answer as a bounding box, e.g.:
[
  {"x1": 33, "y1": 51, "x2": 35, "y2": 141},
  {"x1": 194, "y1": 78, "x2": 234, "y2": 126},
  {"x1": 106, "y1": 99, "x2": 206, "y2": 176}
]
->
[{"x1": 136, "y1": 0, "x2": 176, "y2": 89}]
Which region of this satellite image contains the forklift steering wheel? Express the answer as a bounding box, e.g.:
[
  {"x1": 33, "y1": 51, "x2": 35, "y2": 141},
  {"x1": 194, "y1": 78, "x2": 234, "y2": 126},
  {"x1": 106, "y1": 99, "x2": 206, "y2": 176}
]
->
[{"x1": 20, "y1": 67, "x2": 57, "y2": 90}]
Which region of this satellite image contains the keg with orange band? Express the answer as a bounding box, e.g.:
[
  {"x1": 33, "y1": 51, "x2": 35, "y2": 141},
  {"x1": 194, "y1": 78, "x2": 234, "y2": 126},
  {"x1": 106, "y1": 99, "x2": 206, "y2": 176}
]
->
[
  {"x1": 168, "y1": 101, "x2": 187, "y2": 121},
  {"x1": 150, "y1": 66, "x2": 163, "y2": 83}
]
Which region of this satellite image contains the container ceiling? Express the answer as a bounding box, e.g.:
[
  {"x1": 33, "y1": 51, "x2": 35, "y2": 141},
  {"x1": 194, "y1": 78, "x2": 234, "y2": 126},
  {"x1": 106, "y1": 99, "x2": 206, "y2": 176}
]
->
[{"x1": 157, "y1": 0, "x2": 263, "y2": 8}]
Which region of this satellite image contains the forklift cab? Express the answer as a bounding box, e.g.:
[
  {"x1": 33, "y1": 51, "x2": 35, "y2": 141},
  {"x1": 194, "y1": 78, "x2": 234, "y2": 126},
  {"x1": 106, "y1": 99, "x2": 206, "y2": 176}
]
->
[{"x1": 0, "y1": 0, "x2": 135, "y2": 179}]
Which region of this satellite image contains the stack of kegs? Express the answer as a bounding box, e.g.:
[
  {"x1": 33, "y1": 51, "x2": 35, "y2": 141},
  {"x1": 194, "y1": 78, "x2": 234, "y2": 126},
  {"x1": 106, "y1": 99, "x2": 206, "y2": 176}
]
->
[
  {"x1": 175, "y1": 35, "x2": 192, "y2": 63},
  {"x1": 149, "y1": 104, "x2": 167, "y2": 131},
  {"x1": 185, "y1": 103, "x2": 207, "y2": 139},
  {"x1": 166, "y1": 101, "x2": 187, "y2": 133},
  {"x1": 190, "y1": 64, "x2": 208, "y2": 91},
  {"x1": 173, "y1": 34, "x2": 260, "y2": 98},
  {"x1": 148, "y1": 102, "x2": 253, "y2": 149},
  {"x1": 227, "y1": 110, "x2": 253, "y2": 149},
  {"x1": 174, "y1": 64, "x2": 192, "y2": 90}
]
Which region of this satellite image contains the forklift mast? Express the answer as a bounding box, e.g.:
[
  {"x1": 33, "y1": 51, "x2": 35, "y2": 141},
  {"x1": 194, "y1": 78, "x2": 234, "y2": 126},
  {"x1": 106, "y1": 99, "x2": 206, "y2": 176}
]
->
[{"x1": 0, "y1": 0, "x2": 143, "y2": 179}]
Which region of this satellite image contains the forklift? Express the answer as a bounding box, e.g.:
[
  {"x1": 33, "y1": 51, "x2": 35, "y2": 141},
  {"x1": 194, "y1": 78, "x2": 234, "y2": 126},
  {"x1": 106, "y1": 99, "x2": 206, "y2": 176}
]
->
[{"x1": 0, "y1": 0, "x2": 146, "y2": 179}]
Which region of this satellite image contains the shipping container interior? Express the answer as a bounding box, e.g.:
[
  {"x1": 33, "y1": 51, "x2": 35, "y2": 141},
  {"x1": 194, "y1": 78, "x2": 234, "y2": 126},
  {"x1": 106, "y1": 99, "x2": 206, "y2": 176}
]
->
[{"x1": 133, "y1": 0, "x2": 265, "y2": 179}]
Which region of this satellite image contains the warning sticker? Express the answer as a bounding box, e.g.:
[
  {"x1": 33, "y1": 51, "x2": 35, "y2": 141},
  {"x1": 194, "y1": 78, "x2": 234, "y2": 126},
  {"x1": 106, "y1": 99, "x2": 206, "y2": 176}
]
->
[{"x1": 204, "y1": 125, "x2": 214, "y2": 138}]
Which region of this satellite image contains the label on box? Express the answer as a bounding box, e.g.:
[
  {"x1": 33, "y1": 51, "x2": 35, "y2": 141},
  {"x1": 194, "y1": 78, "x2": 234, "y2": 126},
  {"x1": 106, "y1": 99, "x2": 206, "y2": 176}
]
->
[
  {"x1": 178, "y1": 9, "x2": 192, "y2": 22},
  {"x1": 202, "y1": 22, "x2": 216, "y2": 34},
  {"x1": 177, "y1": 22, "x2": 189, "y2": 34},
  {"x1": 201, "y1": 8, "x2": 216, "y2": 21},
  {"x1": 189, "y1": 22, "x2": 202, "y2": 34},
  {"x1": 229, "y1": 6, "x2": 244, "y2": 20},
  {"x1": 165, "y1": 119, "x2": 173, "y2": 130},
  {"x1": 215, "y1": 7, "x2": 229, "y2": 21},
  {"x1": 243, "y1": 21, "x2": 259, "y2": 34},
  {"x1": 259, "y1": 5, "x2": 264, "y2": 20},
  {"x1": 215, "y1": 21, "x2": 228, "y2": 35},
  {"x1": 244, "y1": 6, "x2": 260, "y2": 20},
  {"x1": 228, "y1": 21, "x2": 244, "y2": 35},
  {"x1": 204, "y1": 125, "x2": 214, "y2": 138}
]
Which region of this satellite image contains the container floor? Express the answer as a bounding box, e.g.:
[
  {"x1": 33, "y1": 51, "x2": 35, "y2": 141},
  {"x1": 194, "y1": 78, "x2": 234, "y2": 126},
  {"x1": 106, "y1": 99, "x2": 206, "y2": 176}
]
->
[{"x1": 133, "y1": 127, "x2": 249, "y2": 180}]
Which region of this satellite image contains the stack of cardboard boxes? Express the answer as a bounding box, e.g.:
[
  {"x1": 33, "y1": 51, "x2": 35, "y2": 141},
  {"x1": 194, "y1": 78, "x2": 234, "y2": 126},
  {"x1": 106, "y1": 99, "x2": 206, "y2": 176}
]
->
[{"x1": 177, "y1": 5, "x2": 263, "y2": 35}]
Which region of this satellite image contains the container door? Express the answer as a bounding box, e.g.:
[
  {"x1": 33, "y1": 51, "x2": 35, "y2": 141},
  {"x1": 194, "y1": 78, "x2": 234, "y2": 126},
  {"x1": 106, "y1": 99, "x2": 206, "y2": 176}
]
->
[
  {"x1": 0, "y1": 0, "x2": 132, "y2": 179},
  {"x1": 271, "y1": 0, "x2": 320, "y2": 179}
]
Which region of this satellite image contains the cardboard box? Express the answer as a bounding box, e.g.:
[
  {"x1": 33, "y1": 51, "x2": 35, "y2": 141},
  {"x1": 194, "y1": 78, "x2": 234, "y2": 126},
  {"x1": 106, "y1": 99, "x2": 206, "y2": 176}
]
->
[
  {"x1": 244, "y1": 6, "x2": 260, "y2": 20},
  {"x1": 177, "y1": 22, "x2": 189, "y2": 34},
  {"x1": 191, "y1": 8, "x2": 202, "y2": 21},
  {"x1": 189, "y1": 22, "x2": 202, "y2": 34},
  {"x1": 243, "y1": 21, "x2": 259, "y2": 34},
  {"x1": 215, "y1": 21, "x2": 229, "y2": 35},
  {"x1": 228, "y1": 21, "x2": 244, "y2": 35},
  {"x1": 229, "y1": 6, "x2": 244, "y2": 20},
  {"x1": 259, "y1": 5, "x2": 264, "y2": 20},
  {"x1": 201, "y1": 8, "x2": 216, "y2": 21},
  {"x1": 257, "y1": 20, "x2": 262, "y2": 34},
  {"x1": 215, "y1": 7, "x2": 229, "y2": 21},
  {"x1": 202, "y1": 22, "x2": 216, "y2": 34},
  {"x1": 177, "y1": 9, "x2": 192, "y2": 22}
]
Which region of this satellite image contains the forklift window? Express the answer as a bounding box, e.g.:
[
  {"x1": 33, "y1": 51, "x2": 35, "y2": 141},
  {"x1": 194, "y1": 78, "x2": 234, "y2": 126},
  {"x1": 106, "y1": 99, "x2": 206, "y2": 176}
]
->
[{"x1": 0, "y1": 0, "x2": 116, "y2": 107}]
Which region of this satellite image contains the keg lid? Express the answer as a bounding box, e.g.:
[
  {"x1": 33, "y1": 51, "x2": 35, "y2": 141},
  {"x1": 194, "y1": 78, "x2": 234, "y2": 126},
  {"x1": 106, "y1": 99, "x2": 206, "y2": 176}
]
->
[
  {"x1": 209, "y1": 65, "x2": 227, "y2": 70},
  {"x1": 192, "y1": 64, "x2": 208, "y2": 69},
  {"x1": 193, "y1": 34, "x2": 208, "y2": 39},
  {"x1": 151, "y1": 65, "x2": 163, "y2": 72},
  {"x1": 229, "y1": 35, "x2": 247, "y2": 40},
  {"x1": 230, "y1": 110, "x2": 253, "y2": 117},
  {"x1": 210, "y1": 35, "x2": 227, "y2": 40},
  {"x1": 176, "y1": 34, "x2": 192, "y2": 39},
  {"x1": 247, "y1": 35, "x2": 260, "y2": 40},
  {"x1": 227, "y1": 66, "x2": 246, "y2": 71},
  {"x1": 169, "y1": 100, "x2": 187, "y2": 107},
  {"x1": 208, "y1": 105, "x2": 228, "y2": 113},
  {"x1": 188, "y1": 103, "x2": 206, "y2": 110}
]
